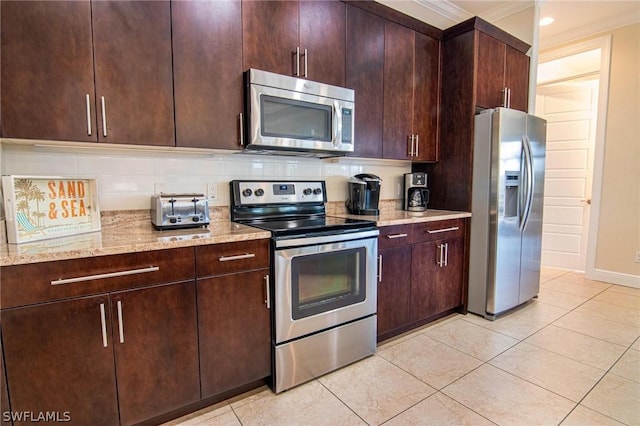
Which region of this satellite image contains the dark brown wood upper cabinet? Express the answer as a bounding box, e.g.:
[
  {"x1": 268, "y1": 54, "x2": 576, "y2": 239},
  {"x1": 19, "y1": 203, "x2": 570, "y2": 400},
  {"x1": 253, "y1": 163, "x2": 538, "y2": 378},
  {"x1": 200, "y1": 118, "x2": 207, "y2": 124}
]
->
[
  {"x1": 172, "y1": 0, "x2": 243, "y2": 149},
  {"x1": 1, "y1": 1, "x2": 175, "y2": 146},
  {"x1": 383, "y1": 21, "x2": 440, "y2": 161},
  {"x1": 0, "y1": 1, "x2": 97, "y2": 142},
  {"x1": 298, "y1": 1, "x2": 346, "y2": 86},
  {"x1": 242, "y1": 0, "x2": 345, "y2": 86},
  {"x1": 242, "y1": 0, "x2": 300, "y2": 76},
  {"x1": 92, "y1": 1, "x2": 175, "y2": 146},
  {"x1": 345, "y1": 4, "x2": 384, "y2": 159},
  {"x1": 476, "y1": 31, "x2": 529, "y2": 112}
]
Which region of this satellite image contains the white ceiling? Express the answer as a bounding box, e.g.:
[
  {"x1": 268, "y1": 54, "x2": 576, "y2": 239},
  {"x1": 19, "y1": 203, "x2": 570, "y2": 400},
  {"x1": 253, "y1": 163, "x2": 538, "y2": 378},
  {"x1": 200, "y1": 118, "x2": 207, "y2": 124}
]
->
[{"x1": 377, "y1": 0, "x2": 640, "y2": 49}]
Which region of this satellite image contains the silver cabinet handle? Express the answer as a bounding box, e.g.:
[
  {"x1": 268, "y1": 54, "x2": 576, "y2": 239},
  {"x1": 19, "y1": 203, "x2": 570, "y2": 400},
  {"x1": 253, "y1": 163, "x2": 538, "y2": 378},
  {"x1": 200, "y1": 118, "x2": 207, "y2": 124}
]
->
[
  {"x1": 302, "y1": 48, "x2": 308, "y2": 78},
  {"x1": 427, "y1": 226, "x2": 459, "y2": 234},
  {"x1": 409, "y1": 135, "x2": 415, "y2": 156},
  {"x1": 117, "y1": 300, "x2": 125, "y2": 343},
  {"x1": 264, "y1": 275, "x2": 270, "y2": 309},
  {"x1": 101, "y1": 96, "x2": 107, "y2": 137},
  {"x1": 51, "y1": 266, "x2": 159, "y2": 285},
  {"x1": 378, "y1": 254, "x2": 383, "y2": 283},
  {"x1": 218, "y1": 253, "x2": 256, "y2": 262},
  {"x1": 415, "y1": 134, "x2": 419, "y2": 157},
  {"x1": 86, "y1": 94, "x2": 92, "y2": 136},
  {"x1": 386, "y1": 233, "x2": 408, "y2": 239},
  {"x1": 444, "y1": 242, "x2": 449, "y2": 267},
  {"x1": 100, "y1": 303, "x2": 108, "y2": 347},
  {"x1": 507, "y1": 88, "x2": 512, "y2": 109},
  {"x1": 294, "y1": 46, "x2": 300, "y2": 76},
  {"x1": 437, "y1": 243, "x2": 445, "y2": 267},
  {"x1": 502, "y1": 87, "x2": 508, "y2": 108},
  {"x1": 238, "y1": 112, "x2": 244, "y2": 146}
]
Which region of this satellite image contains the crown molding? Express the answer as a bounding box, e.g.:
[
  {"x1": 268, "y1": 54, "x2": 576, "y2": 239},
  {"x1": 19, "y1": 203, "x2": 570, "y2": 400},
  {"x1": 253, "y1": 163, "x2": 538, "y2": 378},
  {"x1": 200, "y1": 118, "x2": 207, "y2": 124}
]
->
[
  {"x1": 481, "y1": 1, "x2": 535, "y2": 22},
  {"x1": 412, "y1": 0, "x2": 472, "y2": 22}
]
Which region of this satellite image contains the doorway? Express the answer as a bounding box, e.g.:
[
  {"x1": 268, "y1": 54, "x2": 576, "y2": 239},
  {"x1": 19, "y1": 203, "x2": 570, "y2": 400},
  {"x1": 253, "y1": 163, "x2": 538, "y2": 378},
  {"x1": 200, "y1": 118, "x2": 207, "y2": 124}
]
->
[{"x1": 535, "y1": 37, "x2": 611, "y2": 275}]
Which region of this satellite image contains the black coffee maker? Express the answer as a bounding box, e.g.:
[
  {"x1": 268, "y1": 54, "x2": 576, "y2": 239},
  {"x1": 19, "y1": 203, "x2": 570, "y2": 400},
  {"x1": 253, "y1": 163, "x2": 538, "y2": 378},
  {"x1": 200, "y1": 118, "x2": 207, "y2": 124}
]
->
[
  {"x1": 346, "y1": 174, "x2": 382, "y2": 215},
  {"x1": 404, "y1": 172, "x2": 429, "y2": 211}
]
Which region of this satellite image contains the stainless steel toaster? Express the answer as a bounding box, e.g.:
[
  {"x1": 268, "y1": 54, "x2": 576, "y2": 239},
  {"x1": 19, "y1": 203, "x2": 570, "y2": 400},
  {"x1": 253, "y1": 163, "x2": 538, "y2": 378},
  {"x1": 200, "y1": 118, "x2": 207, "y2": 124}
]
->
[{"x1": 150, "y1": 193, "x2": 210, "y2": 230}]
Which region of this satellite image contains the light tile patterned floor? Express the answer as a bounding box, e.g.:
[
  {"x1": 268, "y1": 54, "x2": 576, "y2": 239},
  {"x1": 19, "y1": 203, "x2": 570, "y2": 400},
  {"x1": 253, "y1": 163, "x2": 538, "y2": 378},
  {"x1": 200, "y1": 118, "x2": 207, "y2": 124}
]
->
[{"x1": 167, "y1": 269, "x2": 640, "y2": 426}]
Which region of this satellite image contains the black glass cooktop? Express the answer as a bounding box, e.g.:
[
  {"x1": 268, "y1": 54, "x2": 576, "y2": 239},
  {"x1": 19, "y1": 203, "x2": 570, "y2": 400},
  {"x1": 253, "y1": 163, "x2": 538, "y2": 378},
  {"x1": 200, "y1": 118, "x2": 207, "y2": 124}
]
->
[{"x1": 240, "y1": 215, "x2": 376, "y2": 237}]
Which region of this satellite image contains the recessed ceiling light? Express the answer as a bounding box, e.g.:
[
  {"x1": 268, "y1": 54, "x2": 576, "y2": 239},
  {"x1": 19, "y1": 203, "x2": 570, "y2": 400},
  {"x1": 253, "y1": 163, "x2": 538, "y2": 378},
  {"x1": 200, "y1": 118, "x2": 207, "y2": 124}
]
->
[{"x1": 540, "y1": 16, "x2": 555, "y2": 26}]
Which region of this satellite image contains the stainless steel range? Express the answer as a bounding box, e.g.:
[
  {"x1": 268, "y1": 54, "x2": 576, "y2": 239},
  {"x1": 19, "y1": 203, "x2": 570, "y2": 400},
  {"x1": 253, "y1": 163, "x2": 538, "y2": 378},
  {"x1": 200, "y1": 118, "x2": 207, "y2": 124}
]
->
[{"x1": 230, "y1": 180, "x2": 378, "y2": 393}]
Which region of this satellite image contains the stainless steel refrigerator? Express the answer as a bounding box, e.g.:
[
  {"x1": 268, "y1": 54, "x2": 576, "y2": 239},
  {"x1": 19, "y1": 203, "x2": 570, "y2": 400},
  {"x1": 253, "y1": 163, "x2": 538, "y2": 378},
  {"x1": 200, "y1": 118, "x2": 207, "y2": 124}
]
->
[{"x1": 468, "y1": 107, "x2": 546, "y2": 320}]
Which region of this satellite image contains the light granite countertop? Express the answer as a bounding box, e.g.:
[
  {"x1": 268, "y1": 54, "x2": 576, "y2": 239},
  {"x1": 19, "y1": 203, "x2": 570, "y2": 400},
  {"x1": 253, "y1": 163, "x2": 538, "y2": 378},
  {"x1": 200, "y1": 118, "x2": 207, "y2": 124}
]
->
[{"x1": 0, "y1": 207, "x2": 470, "y2": 266}]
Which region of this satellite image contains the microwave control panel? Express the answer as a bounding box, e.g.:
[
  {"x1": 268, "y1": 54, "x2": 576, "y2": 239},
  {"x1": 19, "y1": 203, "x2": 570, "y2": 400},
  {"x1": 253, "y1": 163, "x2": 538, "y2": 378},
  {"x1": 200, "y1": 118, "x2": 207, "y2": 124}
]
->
[
  {"x1": 341, "y1": 108, "x2": 353, "y2": 144},
  {"x1": 233, "y1": 180, "x2": 326, "y2": 205}
]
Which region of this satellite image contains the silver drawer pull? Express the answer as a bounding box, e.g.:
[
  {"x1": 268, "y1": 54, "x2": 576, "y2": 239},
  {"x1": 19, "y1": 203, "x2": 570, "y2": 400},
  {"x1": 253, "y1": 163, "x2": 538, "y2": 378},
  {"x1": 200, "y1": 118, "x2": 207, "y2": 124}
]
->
[
  {"x1": 218, "y1": 253, "x2": 256, "y2": 262},
  {"x1": 117, "y1": 300, "x2": 125, "y2": 344},
  {"x1": 427, "y1": 226, "x2": 460, "y2": 234},
  {"x1": 100, "y1": 303, "x2": 108, "y2": 348},
  {"x1": 51, "y1": 266, "x2": 160, "y2": 285},
  {"x1": 386, "y1": 233, "x2": 408, "y2": 239}
]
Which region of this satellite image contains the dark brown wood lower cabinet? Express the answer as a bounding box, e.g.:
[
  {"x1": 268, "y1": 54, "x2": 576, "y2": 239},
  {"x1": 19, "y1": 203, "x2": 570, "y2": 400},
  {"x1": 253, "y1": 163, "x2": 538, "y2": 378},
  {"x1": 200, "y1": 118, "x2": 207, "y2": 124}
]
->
[
  {"x1": 1, "y1": 333, "x2": 11, "y2": 426},
  {"x1": 411, "y1": 237, "x2": 464, "y2": 321},
  {"x1": 112, "y1": 281, "x2": 200, "y2": 426},
  {"x1": 198, "y1": 269, "x2": 271, "y2": 398},
  {"x1": 1, "y1": 295, "x2": 119, "y2": 426},
  {"x1": 377, "y1": 245, "x2": 412, "y2": 338}
]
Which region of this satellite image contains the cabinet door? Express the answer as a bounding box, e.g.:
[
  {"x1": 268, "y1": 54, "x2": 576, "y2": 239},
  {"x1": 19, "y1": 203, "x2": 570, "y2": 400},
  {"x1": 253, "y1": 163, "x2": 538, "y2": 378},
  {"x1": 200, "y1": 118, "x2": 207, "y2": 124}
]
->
[
  {"x1": 413, "y1": 33, "x2": 440, "y2": 161},
  {"x1": 505, "y1": 45, "x2": 530, "y2": 112},
  {"x1": 92, "y1": 1, "x2": 175, "y2": 146},
  {"x1": 0, "y1": 333, "x2": 10, "y2": 426},
  {"x1": 0, "y1": 1, "x2": 96, "y2": 142},
  {"x1": 411, "y1": 238, "x2": 464, "y2": 321},
  {"x1": 198, "y1": 270, "x2": 271, "y2": 398},
  {"x1": 173, "y1": 0, "x2": 243, "y2": 149},
  {"x1": 2, "y1": 296, "x2": 119, "y2": 426},
  {"x1": 383, "y1": 21, "x2": 414, "y2": 160},
  {"x1": 377, "y1": 246, "x2": 412, "y2": 338},
  {"x1": 242, "y1": 0, "x2": 299, "y2": 76},
  {"x1": 346, "y1": 5, "x2": 384, "y2": 158},
  {"x1": 475, "y1": 32, "x2": 506, "y2": 110},
  {"x1": 111, "y1": 282, "x2": 200, "y2": 426},
  {"x1": 299, "y1": 0, "x2": 346, "y2": 86}
]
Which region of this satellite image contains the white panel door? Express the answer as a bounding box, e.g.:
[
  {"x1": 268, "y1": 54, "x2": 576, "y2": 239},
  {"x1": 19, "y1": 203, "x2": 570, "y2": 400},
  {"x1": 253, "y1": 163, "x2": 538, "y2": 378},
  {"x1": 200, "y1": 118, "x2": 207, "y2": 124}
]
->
[{"x1": 535, "y1": 79, "x2": 598, "y2": 270}]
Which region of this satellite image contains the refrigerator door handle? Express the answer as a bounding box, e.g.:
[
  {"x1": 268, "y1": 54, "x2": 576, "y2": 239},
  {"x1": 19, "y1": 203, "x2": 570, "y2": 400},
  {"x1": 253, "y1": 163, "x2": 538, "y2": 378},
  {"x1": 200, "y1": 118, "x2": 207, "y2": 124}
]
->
[{"x1": 520, "y1": 136, "x2": 535, "y2": 231}]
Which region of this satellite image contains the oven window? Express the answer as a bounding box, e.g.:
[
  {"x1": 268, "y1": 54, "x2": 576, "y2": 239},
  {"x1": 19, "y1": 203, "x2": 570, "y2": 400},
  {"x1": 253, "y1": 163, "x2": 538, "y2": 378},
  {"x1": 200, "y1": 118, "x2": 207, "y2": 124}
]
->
[
  {"x1": 261, "y1": 95, "x2": 332, "y2": 141},
  {"x1": 291, "y1": 247, "x2": 366, "y2": 320}
]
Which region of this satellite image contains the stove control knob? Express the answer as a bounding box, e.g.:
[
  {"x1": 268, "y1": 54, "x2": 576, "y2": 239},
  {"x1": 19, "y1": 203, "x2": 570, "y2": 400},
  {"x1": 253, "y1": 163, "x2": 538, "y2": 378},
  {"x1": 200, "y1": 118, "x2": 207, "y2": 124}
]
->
[
  {"x1": 313, "y1": 188, "x2": 323, "y2": 195},
  {"x1": 255, "y1": 188, "x2": 264, "y2": 196},
  {"x1": 242, "y1": 188, "x2": 253, "y2": 197},
  {"x1": 303, "y1": 188, "x2": 312, "y2": 195}
]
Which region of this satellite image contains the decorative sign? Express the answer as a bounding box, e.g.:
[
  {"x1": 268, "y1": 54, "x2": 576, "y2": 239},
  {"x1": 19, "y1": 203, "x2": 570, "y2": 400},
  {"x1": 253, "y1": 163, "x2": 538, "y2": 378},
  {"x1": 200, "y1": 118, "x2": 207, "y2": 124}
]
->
[{"x1": 2, "y1": 176, "x2": 101, "y2": 244}]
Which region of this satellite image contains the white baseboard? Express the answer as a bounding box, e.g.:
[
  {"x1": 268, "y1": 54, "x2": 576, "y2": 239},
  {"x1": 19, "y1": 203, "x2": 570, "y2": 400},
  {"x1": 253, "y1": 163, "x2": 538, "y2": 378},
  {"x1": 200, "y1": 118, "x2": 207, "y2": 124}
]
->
[{"x1": 588, "y1": 268, "x2": 640, "y2": 288}]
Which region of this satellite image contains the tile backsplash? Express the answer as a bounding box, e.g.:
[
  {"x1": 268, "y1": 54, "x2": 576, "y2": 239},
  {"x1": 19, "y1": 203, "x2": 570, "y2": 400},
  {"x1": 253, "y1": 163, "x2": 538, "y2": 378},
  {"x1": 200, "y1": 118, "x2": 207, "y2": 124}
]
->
[{"x1": 0, "y1": 142, "x2": 411, "y2": 212}]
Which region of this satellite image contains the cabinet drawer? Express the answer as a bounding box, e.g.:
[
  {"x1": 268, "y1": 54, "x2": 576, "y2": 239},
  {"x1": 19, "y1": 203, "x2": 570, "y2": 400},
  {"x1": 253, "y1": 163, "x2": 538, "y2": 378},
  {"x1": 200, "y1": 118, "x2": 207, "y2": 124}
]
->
[
  {"x1": 412, "y1": 219, "x2": 465, "y2": 243},
  {"x1": 0, "y1": 248, "x2": 195, "y2": 309},
  {"x1": 378, "y1": 225, "x2": 414, "y2": 250},
  {"x1": 196, "y1": 239, "x2": 269, "y2": 277}
]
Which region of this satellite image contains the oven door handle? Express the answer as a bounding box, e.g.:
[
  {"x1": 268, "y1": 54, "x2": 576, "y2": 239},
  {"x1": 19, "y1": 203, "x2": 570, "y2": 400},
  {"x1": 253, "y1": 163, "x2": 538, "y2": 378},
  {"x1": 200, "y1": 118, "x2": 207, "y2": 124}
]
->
[{"x1": 274, "y1": 229, "x2": 379, "y2": 248}]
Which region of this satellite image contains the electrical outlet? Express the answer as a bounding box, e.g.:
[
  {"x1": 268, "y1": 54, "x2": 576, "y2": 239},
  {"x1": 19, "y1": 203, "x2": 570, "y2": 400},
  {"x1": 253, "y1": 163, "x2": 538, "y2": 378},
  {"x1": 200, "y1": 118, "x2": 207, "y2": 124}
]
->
[
  {"x1": 635, "y1": 251, "x2": 640, "y2": 263},
  {"x1": 207, "y1": 183, "x2": 217, "y2": 201}
]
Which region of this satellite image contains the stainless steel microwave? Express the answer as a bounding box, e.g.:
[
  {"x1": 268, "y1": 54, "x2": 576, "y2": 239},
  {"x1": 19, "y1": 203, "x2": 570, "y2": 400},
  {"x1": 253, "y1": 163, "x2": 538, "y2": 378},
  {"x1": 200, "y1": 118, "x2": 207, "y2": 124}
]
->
[{"x1": 242, "y1": 69, "x2": 355, "y2": 158}]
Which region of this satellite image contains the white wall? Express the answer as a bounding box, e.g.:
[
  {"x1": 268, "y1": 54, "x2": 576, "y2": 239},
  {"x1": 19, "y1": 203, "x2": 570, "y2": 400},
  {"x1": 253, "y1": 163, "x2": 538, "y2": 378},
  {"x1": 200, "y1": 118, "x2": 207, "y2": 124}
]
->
[{"x1": 0, "y1": 142, "x2": 410, "y2": 212}]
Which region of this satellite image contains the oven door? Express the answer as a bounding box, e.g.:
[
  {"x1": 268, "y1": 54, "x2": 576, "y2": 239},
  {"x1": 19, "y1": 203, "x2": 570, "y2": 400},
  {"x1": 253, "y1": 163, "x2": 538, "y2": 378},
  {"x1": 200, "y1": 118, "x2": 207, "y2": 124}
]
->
[{"x1": 273, "y1": 230, "x2": 378, "y2": 344}]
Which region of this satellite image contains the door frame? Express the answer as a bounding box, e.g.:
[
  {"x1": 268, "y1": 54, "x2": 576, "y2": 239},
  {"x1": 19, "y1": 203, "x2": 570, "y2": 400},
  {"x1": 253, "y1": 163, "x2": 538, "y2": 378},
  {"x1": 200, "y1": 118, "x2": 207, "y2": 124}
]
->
[{"x1": 537, "y1": 35, "x2": 612, "y2": 279}]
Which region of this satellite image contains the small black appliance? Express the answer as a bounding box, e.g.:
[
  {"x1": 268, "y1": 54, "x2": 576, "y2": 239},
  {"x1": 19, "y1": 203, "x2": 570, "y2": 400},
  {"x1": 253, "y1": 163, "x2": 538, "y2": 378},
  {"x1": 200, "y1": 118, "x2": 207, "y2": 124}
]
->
[{"x1": 346, "y1": 174, "x2": 382, "y2": 215}]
